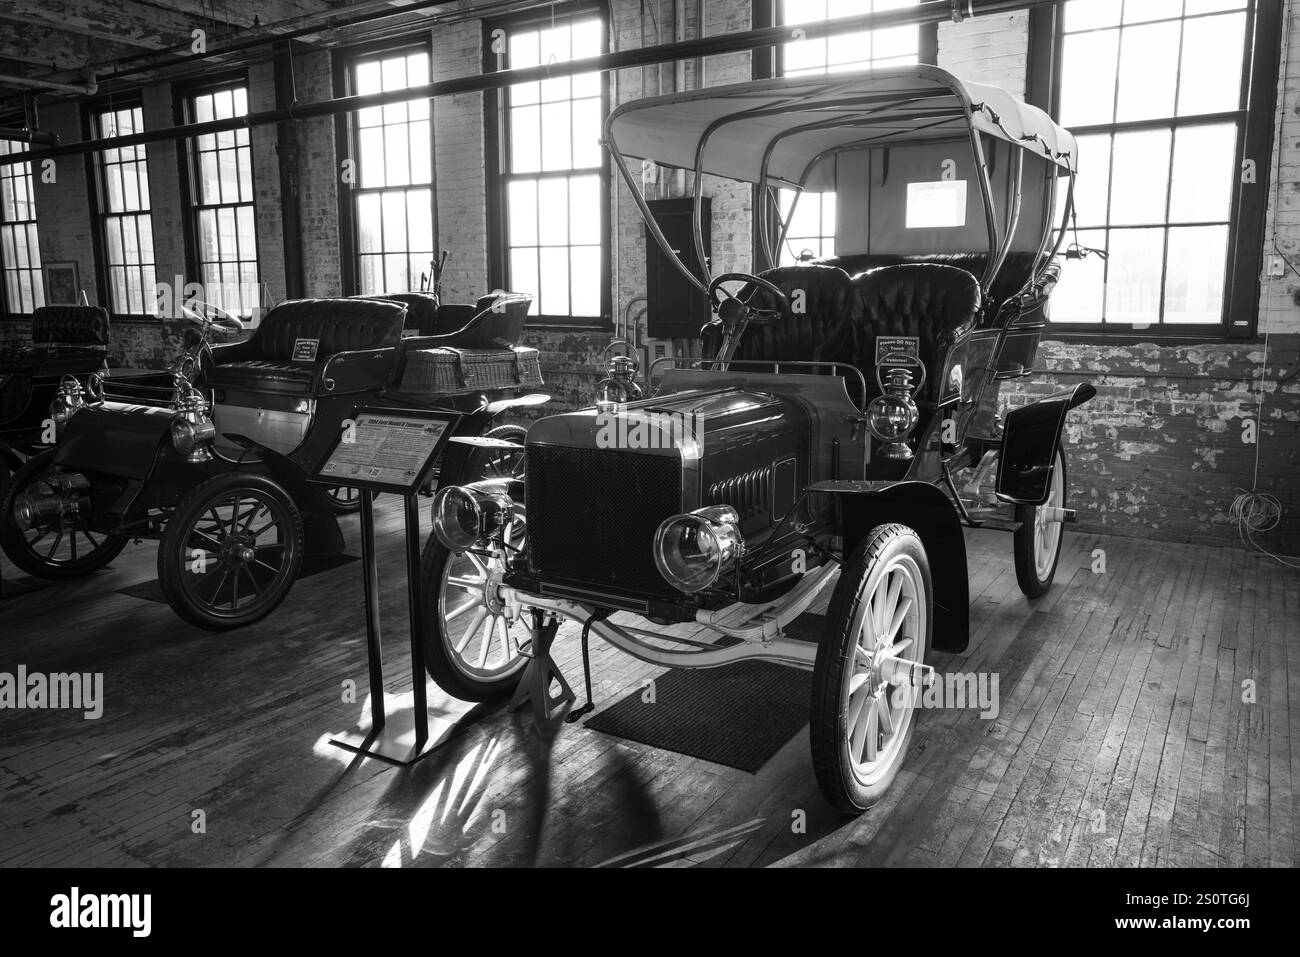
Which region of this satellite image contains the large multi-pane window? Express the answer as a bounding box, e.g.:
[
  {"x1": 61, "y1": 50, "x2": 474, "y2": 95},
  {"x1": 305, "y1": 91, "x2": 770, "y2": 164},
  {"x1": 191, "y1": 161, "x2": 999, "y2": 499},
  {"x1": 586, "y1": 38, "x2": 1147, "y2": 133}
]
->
[
  {"x1": 775, "y1": 0, "x2": 921, "y2": 265},
  {"x1": 0, "y1": 139, "x2": 43, "y2": 315},
  {"x1": 93, "y1": 106, "x2": 157, "y2": 317},
  {"x1": 491, "y1": 11, "x2": 606, "y2": 323},
  {"x1": 348, "y1": 46, "x2": 434, "y2": 295},
  {"x1": 188, "y1": 84, "x2": 259, "y2": 317},
  {"x1": 1051, "y1": 0, "x2": 1257, "y2": 331}
]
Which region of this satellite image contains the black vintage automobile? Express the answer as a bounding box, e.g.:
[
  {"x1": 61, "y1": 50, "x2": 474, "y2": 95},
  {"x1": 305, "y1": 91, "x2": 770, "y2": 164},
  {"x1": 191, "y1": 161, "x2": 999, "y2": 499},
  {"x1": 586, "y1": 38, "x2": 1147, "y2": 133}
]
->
[
  {"x1": 0, "y1": 293, "x2": 543, "y2": 630},
  {"x1": 422, "y1": 66, "x2": 1095, "y2": 814},
  {"x1": 0, "y1": 304, "x2": 116, "y2": 494}
]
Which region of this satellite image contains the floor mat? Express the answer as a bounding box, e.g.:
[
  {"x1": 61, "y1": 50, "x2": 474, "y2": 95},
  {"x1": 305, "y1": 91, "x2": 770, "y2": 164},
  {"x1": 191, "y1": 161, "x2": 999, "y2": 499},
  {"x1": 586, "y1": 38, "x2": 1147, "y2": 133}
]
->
[{"x1": 581, "y1": 614, "x2": 826, "y2": 773}]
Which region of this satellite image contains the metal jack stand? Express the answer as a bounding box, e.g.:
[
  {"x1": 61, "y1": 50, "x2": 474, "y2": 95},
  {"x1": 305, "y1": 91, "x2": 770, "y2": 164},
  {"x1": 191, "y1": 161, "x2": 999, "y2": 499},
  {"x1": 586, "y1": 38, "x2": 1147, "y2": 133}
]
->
[{"x1": 509, "y1": 608, "x2": 575, "y2": 721}]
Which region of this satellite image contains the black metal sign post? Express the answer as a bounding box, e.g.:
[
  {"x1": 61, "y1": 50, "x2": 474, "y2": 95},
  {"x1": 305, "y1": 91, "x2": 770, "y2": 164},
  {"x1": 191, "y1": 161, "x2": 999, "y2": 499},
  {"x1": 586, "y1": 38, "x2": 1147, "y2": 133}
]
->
[{"x1": 312, "y1": 406, "x2": 466, "y2": 766}]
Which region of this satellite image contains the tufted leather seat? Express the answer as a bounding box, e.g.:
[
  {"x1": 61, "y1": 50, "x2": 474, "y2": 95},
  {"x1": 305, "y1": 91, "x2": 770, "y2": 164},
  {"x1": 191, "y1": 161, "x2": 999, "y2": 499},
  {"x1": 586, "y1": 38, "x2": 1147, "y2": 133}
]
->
[
  {"x1": 701, "y1": 265, "x2": 864, "y2": 372},
  {"x1": 852, "y1": 264, "x2": 982, "y2": 404},
  {"x1": 210, "y1": 298, "x2": 406, "y2": 396},
  {"x1": 31, "y1": 305, "x2": 111, "y2": 347},
  {"x1": 820, "y1": 251, "x2": 1046, "y2": 319},
  {"x1": 362, "y1": 292, "x2": 441, "y2": 335},
  {"x1": 0, "y1": 305, "x2": 110, "y2": 374}
]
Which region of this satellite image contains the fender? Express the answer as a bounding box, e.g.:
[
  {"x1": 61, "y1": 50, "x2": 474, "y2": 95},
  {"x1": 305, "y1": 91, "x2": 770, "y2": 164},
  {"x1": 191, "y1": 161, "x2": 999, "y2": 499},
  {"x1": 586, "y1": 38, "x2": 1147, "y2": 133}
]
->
[
  {"x1": 222, "y1": 433, "x2": 345, "y2": 558},
  {"x1": 997, "y1": 382, "x2": 1095, "y2": 506},
  {"x1": 811, "y1": 479, "x2": 969, "y2": 653},
  {"x1": 439, "y1": 393, "x2": 547, "y2": 486}
]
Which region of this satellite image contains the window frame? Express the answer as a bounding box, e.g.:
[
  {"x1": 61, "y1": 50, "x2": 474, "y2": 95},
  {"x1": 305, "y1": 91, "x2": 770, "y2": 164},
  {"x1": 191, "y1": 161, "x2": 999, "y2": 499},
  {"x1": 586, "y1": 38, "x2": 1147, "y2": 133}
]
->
[
  {"x1": 1030, "y1": 0, "x2": 1283, "y2": 343},
  {"x1": 176, "y1": 73, "x2": 262, "y2": 318},
  {"x1": 334, "y1": 35, "x2": 438, "y2": 298},
  {"x1": 751, "y1": 1, "x2": 939, "y2": 269},
  {"x1": 483, "y1": 1, "x2": 613, "y2": 331},
  {"x1": 0, "y1": 125, "x2": 44, "y2": 319},
  {"x1": 84, "y1": 95, "x2": 160, "y2": 321}
]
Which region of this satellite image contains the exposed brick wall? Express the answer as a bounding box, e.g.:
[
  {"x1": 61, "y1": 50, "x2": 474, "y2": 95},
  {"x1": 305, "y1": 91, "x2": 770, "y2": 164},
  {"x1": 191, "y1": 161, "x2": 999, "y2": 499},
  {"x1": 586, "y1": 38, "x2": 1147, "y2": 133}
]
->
[{"x1": 941, "y1": 8, "x2": 1300, "y2": 556}]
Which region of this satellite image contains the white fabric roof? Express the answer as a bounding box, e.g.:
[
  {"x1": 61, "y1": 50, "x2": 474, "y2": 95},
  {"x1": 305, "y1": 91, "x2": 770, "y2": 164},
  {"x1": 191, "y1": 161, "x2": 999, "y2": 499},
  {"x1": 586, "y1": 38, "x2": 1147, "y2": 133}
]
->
[{"x1": 605, "y1": 65, "x2": 1078, "y2": 190}]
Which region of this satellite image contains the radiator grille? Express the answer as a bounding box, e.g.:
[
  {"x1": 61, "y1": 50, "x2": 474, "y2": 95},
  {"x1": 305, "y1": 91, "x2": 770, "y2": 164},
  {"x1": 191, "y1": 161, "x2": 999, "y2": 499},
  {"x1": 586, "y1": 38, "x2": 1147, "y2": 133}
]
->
[{"x1": 526, "y1": 444, "x2": 683, "y2": 596}]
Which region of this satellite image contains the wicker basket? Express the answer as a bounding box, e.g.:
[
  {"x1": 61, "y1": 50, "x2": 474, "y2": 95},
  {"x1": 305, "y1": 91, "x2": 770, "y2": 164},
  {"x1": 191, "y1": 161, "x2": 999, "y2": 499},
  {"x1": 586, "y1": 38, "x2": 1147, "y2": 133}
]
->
[{"x1": 398, "y1": 345, "x2": 544, "y2": 395}]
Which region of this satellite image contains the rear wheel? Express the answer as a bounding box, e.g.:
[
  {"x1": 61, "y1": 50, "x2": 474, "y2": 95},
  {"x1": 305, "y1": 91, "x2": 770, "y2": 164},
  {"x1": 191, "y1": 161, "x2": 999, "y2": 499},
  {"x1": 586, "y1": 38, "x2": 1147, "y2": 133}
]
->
[
  {"x1": 323, "y1": 484, "x2": 362, "y2": 514},
  {"x1": 0, "y1": 449, "x2": 128, "y2": 579},
  {"x1": 811, "y1": 523, "x2": 932, "y2": 814},
  {"x1": 465, "y1": 424, "x2": 526, "y2": 480},
  {"x1": 1013, "y1": 449, "x2": 1066, "y2": 598},
  {"x1": 419, "y1": 506, "x2": 529, "y2": 701},
  {"x1": 158, "y1": 472, "x2": 303, "y2": 630}
]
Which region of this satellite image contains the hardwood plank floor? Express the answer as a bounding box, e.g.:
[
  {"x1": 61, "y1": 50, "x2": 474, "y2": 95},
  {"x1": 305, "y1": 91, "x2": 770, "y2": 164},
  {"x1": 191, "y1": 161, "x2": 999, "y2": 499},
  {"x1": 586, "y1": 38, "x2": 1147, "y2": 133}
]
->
[{"x1": 1, "y1": 500, "x2": 1296, "y2": 868}]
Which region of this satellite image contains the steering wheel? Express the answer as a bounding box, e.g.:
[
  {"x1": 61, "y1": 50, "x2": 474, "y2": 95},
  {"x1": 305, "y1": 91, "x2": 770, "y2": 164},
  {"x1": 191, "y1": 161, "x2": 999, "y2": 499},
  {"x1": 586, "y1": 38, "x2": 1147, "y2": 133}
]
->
[
  {"x1": 181, "y1": 300, "x2": 245, "y2": 336},
  {"x1": 707, "y1": 273, "x2": 790, "y2": 329}
]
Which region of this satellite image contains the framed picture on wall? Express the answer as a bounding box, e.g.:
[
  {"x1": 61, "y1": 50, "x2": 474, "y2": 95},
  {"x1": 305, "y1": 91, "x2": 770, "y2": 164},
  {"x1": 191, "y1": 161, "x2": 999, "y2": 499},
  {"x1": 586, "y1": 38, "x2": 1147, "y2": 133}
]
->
[{"x1": 43, "y1": 263, "x2": 81, "y2": 306}]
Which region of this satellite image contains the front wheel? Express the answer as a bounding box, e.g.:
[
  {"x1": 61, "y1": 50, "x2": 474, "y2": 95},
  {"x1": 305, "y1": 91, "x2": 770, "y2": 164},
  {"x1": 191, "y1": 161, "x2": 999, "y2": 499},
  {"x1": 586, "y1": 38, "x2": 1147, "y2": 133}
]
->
[
  {"x1": 465, "y1": 423, "x2": 527, "y2": 480},
  {"x1": 1013, "y1": 449, "x2": 1066, "y2": 598},
  {"x1": 0, "y1": 449, "x2": 128, "y2": 580},
  {"x1": 419, "y1": 507, "x2": 529, "y2": 701},
  {"x1": 811, "y1": 523, "x2": 933, "y2": 814},
  {"x1": 158, "y1": 472, "x2": 304, "y2": 630}
]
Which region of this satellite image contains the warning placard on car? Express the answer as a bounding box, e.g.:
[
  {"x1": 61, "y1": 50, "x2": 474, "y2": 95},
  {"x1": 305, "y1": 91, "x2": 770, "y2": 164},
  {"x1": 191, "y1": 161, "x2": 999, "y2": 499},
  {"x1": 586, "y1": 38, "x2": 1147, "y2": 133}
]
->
[{"x1": 875, "y1": 336, "x2": 920, "y2": 366}]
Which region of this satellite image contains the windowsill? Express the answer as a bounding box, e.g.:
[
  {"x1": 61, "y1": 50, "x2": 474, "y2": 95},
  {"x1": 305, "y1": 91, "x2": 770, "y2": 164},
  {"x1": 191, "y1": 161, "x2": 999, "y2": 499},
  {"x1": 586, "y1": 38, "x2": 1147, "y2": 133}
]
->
[
  {"x1": 1045, "y1": 327, "x2": 1246, "y2": 347},
  {"x1": 524, "y1": 317, "x2": 612, "y2": 334}
]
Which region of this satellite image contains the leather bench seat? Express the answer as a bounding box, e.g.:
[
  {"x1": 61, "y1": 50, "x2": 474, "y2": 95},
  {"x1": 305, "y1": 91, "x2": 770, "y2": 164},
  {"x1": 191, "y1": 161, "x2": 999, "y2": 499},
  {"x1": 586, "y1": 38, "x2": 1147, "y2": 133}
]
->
[
  {"x1": 819, "y1": 250, "x2": 1046, "y2": 316},
  {"x1": 207, "y1": 360, "x2": 318, "y2": 396},
  {"x1": 210, "y1": 297, "x2": 406, "y2": 398}
]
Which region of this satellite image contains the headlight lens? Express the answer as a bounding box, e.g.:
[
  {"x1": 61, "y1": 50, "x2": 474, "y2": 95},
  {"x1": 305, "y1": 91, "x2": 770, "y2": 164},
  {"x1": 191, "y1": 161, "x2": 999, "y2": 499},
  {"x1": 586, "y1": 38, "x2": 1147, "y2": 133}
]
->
[
  {"x1": 866, "y1": 395, "x2": 917, "y2": 441},
  {"x1": 432, "y1": 486, "x2": 514, "y2": 552},
  {"x1": 653, "y1": 505, "x2": 744, "y2": 594}
]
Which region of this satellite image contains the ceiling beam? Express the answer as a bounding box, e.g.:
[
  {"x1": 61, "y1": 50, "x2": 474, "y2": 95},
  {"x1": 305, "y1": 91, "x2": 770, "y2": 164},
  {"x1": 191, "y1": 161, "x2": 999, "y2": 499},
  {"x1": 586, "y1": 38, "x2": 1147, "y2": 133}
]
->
[
  {"x1": 0, "y1": 24, "x2": 93, "y2": 73},
  {"x1": 0, "y1": 0, "x2": 208, "y2": 52}
]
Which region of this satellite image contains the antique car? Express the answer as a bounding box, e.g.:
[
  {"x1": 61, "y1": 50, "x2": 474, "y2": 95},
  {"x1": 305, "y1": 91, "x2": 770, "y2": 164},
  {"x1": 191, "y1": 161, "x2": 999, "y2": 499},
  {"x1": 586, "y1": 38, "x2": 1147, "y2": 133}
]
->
[
  {"x1": 421, "y1": 66, "x2": 1095, "y2": 815},
  {"x1": 0, "y1": 293, "x2": 543, "y2": 630},
  {"x1": 0, "y1": 304, "x2": 115, "y2": 494}
]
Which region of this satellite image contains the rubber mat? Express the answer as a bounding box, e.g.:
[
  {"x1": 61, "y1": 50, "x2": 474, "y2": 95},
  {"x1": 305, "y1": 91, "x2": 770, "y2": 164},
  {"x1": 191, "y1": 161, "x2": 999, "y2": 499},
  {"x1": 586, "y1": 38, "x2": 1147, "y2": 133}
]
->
[{"x1": 581, "y1": 614, "x2": 826, "y2": 773}]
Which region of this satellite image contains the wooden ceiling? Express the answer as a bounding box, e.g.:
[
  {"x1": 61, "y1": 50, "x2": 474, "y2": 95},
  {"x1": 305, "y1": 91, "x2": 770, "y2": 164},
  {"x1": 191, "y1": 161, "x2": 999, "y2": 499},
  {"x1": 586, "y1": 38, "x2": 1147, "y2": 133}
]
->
[{"x1": 0, "y1": 0, "x2": 444, "y2": 110}]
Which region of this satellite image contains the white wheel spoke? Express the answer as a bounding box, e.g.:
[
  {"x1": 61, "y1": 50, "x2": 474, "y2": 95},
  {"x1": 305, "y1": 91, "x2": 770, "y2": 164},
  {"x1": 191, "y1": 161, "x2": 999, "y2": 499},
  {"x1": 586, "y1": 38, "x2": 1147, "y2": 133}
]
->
[
  {"x1": 455, "y1": 608, "x2": 486, "y2": 655},
  {"x1": 849, "y1": 692, "x2": 872, "y2": 760},
  {"x1": 474, "y1": 616, "x2": 495, "y2": 668},
  {"x1": 465, "y1": 551, "x2": 488, "y2": 576},
  {"x1": 848, "y1": 671, "x2": 872, "y2": 698},
  {"x1": 862, "y1": 697, "x2": 880, "y2": 764},
  {"x1": 877, "y1": 690, "x2": 895, "y2": 737},
  {"x1": 447, "y1": 575, "x2": 486, "y2": 590},
  {"x1": 444, "y1": 598, "x2": 478, "y2": 622},
  {"x1": 886, "y1": 594, "x2": 913, "y2": 642}
]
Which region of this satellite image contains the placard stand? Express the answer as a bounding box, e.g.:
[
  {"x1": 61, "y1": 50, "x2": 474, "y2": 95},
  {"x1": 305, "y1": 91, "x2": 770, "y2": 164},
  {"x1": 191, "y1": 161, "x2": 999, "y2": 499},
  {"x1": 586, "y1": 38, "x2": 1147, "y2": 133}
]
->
[{"x1": 327, "y1": 490, "x2": 463, "y2": 765}]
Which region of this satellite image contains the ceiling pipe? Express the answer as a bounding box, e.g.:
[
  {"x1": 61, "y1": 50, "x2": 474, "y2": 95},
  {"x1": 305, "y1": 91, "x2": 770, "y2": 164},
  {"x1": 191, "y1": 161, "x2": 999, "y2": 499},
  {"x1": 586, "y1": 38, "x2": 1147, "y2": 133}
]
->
[
  {"x1": 0, "y1": 0, "x2": 1051, "y2": 167},
  {"x1": 0, "y1": 126, "x2": 58, "y2": 146},
  {"x1": 0, "y1": 74, "x2": 98, "y2": 96}
]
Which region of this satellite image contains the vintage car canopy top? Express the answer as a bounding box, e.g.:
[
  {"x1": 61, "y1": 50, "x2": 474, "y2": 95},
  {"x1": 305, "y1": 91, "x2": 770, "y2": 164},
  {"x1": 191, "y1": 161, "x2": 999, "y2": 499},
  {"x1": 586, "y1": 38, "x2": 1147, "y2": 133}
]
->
[{"x1": 604, "y1": 64, "x2": 1078, "y2": 191}]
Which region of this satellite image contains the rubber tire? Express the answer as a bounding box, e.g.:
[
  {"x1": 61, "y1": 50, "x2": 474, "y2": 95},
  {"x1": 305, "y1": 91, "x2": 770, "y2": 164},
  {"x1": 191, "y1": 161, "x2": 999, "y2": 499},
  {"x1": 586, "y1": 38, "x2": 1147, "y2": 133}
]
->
[
  {"x1": 465, "y1": 424, "x2": 527, "y2": 481},
  {"x1": 0, "y1": 449, "x2": 128, "y2": 580},
  {"x1": 323, "y1": 485, "x2": 363, "y2": 515},
  {"x1": 1013, "y1": 449, "x2": 1066, "y2": 599},
  {"x1": 158, "y1": 472, "x2": 304, "y2": 631},
  {"x1": 811, "y1": 523, "x2": 933, "y2": 815},
  {"x1": 418, "y1": 509, "x2": 529, "y2": 702}
]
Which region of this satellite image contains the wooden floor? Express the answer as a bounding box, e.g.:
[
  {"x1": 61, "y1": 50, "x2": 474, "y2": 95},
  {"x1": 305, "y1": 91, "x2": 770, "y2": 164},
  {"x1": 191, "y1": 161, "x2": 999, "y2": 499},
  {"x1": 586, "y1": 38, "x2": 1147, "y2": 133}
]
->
[{"x1": 1, "y1": 498, "x2": 1297, "y2": 868}]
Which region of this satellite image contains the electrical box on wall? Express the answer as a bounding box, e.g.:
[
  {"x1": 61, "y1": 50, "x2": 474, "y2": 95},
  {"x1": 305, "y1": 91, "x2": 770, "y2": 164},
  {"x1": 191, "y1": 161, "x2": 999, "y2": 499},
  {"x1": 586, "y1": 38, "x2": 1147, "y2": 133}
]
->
[{"x1": 646, "y1": 198, "x2": 712, "y2": 339}]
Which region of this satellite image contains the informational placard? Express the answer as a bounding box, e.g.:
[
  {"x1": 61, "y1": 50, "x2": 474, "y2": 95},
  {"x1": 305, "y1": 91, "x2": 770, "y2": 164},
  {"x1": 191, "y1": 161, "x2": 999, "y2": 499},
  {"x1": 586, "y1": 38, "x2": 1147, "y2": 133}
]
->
[
  {"x1": 876, "y1": 336, "x2": 920, "y2": 366},
  {"x1": 292, "y1": 338, "x2": 320, "y2": 361},
  {"x1": 312, "y1": 407, "x2": 460, "y2": 494}
]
